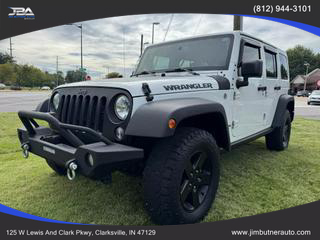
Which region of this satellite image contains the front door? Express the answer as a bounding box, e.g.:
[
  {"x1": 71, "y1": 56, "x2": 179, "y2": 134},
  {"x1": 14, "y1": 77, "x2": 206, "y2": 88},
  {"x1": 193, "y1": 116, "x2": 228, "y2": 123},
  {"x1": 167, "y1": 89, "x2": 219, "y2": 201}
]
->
[{"x1": 231, "y1": 38, "x2": 267, "y2": 141}]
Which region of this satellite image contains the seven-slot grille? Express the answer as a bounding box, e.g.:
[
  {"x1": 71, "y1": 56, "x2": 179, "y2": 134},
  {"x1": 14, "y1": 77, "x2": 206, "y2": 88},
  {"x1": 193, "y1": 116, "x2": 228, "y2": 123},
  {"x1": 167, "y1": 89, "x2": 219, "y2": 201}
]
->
[{"x1": 57, "y1": 94, "x2": 107, "y2": 132}]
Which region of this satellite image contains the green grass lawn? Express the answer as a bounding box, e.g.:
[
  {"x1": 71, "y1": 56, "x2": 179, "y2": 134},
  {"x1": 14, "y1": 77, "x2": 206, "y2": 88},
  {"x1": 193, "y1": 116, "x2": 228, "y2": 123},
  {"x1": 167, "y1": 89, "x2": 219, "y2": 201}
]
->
[{"x1": 0, "y1": 112, "x2": 319, "y2": 225}]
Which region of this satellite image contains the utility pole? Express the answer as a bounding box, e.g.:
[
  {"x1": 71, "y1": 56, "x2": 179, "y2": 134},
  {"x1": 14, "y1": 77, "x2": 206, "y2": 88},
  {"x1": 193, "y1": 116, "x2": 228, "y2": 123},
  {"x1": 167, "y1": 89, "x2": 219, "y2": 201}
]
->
[
  {"x1": 80, "y1": 24, "x2": 83, "y2": 76},
  {"x1": 66, "y1": 23, "x2": 83, "y2": 80},
  {"x1": 304, "y1": 62, "x2": 310, "y2": 91},
  {"x1": 152, "y1": 22, "x2": 160, "y2": 44},
  {"x1": 123, "y1": 27, "x2": 126, "y2": 77},
  {"x1": 56, "y1": 56, "x2": 59, "y2": 87},
  {"x1": 140, "y1": 34, "x2": 144, "y2": 57},
  {"x1": 9, "y1": 38, "x2": 13, "y2": 58},
  {"x1": 106, "y1": 66, "x2": 110, "y2": 78},
  {"x1": 233, "y1": 16, "x2": 243, "y2": 31}
]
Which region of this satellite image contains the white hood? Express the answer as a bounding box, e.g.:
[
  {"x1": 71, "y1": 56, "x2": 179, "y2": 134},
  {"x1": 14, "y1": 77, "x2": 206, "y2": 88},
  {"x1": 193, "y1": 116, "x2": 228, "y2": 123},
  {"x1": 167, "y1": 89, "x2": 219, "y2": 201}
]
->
[{"x1": 56, "y1": 74, "x2": 221, "y2": 97}]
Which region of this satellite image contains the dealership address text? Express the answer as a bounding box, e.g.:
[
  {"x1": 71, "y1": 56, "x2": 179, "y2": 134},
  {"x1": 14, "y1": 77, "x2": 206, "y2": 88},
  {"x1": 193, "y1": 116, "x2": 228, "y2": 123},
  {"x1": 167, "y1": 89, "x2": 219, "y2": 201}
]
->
[{"x1": 6, "y1": 229, "x2": 157, "y2": 237}]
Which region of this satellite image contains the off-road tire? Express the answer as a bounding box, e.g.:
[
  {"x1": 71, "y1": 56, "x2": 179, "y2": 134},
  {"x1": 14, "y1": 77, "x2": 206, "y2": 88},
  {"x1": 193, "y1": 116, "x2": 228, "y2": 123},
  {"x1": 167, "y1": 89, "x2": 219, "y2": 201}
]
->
[
  {"x1": 45, "y1": 159, "x2": 67, "y2": 175},
  {"x1": 143, "y1": 127, "x2": 220, "y2": 225},
  {"x1": 118, "y1": 161, "x2": 144, "y2": 177},
  {"x1": 266, "y1": 110, "x2": 292, "y2": 151}
]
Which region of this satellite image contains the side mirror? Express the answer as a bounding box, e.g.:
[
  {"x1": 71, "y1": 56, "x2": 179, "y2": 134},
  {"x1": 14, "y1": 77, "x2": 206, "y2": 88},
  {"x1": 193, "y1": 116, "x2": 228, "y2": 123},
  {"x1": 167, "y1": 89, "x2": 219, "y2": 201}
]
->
[{"x1": 237, "y1": 60, "x2": 263, "y2": 88}]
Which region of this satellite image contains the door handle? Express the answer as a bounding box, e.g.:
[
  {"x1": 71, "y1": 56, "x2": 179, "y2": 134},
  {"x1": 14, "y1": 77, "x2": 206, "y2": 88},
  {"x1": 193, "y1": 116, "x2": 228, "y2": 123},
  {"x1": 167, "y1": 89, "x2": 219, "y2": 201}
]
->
[
  {"x1": 257, "y1": 86, "x2": 267, "y2": 91},
  {"x1": 274, "y1": 86, "x2": 281, "y2": 90}
]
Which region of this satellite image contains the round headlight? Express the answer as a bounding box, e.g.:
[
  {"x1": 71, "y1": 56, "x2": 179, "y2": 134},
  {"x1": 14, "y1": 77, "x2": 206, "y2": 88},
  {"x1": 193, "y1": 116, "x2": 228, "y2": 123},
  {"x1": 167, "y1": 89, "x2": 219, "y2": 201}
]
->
[
  {"x1": 52, "y1": 93, "x2": 60, "y2": 111},
  {"x1": 114, "y1": 95, "x2": 130, "y2": 120}
]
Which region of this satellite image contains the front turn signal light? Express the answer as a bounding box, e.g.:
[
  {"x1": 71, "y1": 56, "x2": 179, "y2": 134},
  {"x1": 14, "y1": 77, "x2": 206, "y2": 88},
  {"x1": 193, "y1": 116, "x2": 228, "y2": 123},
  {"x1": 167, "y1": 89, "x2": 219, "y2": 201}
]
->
[{"x1": 168, "y1": 119, "x2": 176, "y2": 129}]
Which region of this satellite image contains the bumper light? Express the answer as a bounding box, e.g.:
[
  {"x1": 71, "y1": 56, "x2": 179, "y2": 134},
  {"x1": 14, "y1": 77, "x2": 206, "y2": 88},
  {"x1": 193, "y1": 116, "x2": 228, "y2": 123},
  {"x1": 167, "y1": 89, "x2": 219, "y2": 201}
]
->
[
  {"x1": 86, "y1": 153, "x2": 94, "y2": 167},
  {"x1": 115, "y1": 127, "x2": 125, "y2": 141}
]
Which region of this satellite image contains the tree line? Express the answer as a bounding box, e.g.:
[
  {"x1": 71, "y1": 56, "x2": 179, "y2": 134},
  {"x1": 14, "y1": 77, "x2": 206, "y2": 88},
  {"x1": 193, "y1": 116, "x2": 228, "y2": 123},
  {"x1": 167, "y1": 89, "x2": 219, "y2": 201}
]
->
[
  {"x1": 0, "y1": 52, "x2": 88, "y2": 89},
  {"x1": 287, "y1": 45, "x2": 320, "y2": 80}
]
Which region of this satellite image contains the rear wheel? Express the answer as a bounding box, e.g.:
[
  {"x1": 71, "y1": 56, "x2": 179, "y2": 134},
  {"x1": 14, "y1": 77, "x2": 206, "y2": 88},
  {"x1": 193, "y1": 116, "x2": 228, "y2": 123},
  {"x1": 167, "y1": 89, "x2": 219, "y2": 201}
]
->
[
  {"x1": 143, "y1": 128, "x2": 220, "y2": 225},
  {"x1": 266, "y1": 110, "x2": 292, "y2": 151},
  {"x1": 45, "y1": 159, "x2": 66, "y2": 175}
]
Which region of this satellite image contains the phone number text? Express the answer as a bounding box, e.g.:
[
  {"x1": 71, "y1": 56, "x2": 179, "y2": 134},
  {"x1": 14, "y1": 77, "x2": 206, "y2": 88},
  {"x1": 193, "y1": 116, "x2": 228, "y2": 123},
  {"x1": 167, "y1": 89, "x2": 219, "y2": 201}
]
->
[{"x1": 253, "y1": 5, "x2": 311, "y2": 14}]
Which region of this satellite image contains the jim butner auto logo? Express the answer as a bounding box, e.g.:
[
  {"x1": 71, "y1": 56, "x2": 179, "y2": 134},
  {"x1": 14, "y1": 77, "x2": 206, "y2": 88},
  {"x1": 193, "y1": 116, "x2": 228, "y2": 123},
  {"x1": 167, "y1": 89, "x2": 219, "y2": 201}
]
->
[{"x1": 8, "y1": 7, "x2": 35, "y2": 19}]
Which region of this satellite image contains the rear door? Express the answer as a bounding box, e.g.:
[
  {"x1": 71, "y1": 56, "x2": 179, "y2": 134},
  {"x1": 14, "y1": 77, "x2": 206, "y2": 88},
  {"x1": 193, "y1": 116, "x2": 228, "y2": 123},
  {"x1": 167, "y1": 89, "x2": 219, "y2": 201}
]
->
[
  {"x1": 262, "y1": 47, "x2": 281, "y2": 127},
  {"x1": 232, "y1": 38, "x2": 267, "y2": 140}
]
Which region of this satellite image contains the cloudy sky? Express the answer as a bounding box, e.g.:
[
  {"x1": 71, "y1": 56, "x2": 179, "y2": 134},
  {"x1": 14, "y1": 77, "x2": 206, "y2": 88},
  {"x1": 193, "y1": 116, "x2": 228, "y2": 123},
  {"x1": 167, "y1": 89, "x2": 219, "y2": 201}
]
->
[{"x1": 0, "y1": 14, "x2": 319, "y2": 78}]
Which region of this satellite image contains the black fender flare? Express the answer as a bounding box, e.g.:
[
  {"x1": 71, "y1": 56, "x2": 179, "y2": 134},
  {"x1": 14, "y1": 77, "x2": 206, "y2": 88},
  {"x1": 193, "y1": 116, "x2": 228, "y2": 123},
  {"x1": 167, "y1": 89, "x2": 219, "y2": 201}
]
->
[
  {"x1": 272, "y1": 94, "x2": 295, "y2": 128},
  {"x1": 35, "y1": 98, "x2": 50, "y2": 112},
  {"x1": 126, "y1": 97, "x2": 230, "y2": 142}
]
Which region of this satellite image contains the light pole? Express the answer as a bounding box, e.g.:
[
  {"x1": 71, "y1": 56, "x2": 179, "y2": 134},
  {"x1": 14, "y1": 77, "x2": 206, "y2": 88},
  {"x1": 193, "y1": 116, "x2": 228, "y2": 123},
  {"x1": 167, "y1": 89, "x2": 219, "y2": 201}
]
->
[
  {"x1": 152, "y1": 22, "x2": 160, "y2": 44},
  {"x1": 304, "y1": 62, "x2": 310, "y2": 91},
  {"x1": 67, "y1": 23, "x2": 83, "y2": 80}
]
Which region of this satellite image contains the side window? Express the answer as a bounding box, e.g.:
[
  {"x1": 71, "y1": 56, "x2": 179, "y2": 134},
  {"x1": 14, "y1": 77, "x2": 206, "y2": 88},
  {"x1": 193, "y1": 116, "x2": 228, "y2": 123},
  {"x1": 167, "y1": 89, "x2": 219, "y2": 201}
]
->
[
  {"x1": 242, "y1": 44, "x2": 260, "y2": 63},
  {"x1": 265, "y1": 50, "x2": 277, "y2": 78},
  {"x1": 279, "y1": 54, "x2": 289, "y2": 80}
]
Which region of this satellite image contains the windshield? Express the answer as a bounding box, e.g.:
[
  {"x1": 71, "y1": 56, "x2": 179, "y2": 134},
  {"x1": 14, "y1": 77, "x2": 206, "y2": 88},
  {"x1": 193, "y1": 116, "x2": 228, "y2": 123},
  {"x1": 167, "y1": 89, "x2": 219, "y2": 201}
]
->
[
  {"x1": 135, "y1": 34, "x2": 234, "y2": 75},
  {"x1": 312, "y1": 91, "x2": 320, "y2": 95}
]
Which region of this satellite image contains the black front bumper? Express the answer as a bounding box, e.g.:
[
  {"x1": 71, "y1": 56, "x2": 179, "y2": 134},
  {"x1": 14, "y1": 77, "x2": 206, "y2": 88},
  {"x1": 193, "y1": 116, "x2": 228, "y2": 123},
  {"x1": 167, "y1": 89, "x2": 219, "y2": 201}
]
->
[{"x1": 17, "y1": 110, "x2": 144, "y2": 177}]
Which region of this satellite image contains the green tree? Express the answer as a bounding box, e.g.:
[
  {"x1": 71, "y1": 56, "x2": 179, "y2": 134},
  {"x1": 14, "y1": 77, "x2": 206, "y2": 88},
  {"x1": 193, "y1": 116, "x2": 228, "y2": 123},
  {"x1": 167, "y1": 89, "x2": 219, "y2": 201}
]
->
[
  {"x1": 106, "y1": 72, "x2": 123, "y2": 78},
  {"x1": 0, "y1": 64, "x2": 16, "y2": 85},
  {"x1": 0, "y1": 52, "x2": 15, "y2": 64},
  {"x1": 65, "y1": 69, "x2": 87, "y2": 83},
  {"x1": 286, "y1": 45, "x2": 318, "y2": 80}
]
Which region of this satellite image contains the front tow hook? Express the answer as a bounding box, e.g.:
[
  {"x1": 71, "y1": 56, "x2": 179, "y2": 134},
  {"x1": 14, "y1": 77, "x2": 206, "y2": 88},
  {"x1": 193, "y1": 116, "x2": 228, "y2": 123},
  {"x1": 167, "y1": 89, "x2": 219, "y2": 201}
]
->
[
  {"x1": 21, "y1": 143, "x2": 30, "y2": 159},
  {"x1": 66, "y1": 161, "x2": 78, "y2": 181}
]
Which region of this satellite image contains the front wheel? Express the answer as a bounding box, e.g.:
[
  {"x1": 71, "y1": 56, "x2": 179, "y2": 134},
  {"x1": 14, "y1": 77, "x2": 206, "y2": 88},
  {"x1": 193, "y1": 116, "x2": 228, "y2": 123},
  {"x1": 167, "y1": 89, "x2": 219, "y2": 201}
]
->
[
  {"x1": 143, "y1": 128, "x2": 220, "y2": 225},
  {"x1": 266, "y1": 110, "x2": 292, "y2": 151}
]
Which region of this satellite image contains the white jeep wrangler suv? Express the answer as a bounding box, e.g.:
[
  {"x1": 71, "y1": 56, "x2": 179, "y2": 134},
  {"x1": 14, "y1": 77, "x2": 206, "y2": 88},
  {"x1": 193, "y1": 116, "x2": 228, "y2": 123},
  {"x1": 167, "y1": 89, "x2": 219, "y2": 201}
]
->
[{"x1": 17, "y1": 31, "x2": 294, "y2": 225}]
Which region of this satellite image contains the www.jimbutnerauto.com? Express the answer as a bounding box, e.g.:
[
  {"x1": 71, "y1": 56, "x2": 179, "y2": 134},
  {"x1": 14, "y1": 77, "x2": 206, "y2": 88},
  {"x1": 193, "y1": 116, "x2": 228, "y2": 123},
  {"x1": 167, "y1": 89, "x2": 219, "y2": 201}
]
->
[{"x1": 231, "y1": 229, "x2": 311, "y2": 237}]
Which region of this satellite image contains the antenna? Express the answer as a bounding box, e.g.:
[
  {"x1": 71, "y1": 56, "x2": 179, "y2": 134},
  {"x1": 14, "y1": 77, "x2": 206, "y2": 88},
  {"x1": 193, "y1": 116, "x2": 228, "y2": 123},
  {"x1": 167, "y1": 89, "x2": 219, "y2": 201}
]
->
[
  {"x1": 56, "y1": 56, "x2": 59, "y2": 86},
  {"x1": 123, "y1": 27, "x2": 126, "y2": 77},
  {"x1": 163, "y1": 14, "x2": 174, "y2": 41},
  {"x1": 193, "y1": 15, "x2": 203, "y2": 35}
]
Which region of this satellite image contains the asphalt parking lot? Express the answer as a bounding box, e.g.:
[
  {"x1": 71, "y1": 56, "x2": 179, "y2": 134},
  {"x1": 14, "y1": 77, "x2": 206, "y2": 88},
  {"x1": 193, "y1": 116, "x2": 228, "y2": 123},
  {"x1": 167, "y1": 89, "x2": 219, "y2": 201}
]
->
[
  {"x1": 294, "y1": 96, "x2": 320, "y2": 120},
  {"x1": 0, "y1": 91, "x2": 319, "y2": 120},
  {"x1": 0, "y1": 91, "x2": 51, "y2": 112}
]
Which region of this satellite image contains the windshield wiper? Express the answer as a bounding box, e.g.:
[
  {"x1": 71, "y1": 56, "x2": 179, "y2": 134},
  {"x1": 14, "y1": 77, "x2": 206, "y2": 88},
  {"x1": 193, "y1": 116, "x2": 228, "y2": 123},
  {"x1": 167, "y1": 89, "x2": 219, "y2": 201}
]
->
[
  {"x1": 164, "y1": 68, "x2": 200, "y2": 75},
  {"x1": 133, "y1": 70, "x2": 156, "y2": 76}
]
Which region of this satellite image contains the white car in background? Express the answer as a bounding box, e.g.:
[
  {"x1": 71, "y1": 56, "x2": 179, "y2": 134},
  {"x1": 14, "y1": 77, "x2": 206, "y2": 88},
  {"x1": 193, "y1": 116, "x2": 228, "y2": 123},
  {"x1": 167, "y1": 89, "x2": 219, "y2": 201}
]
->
[
  {"x1": 308, "y1": 90, "x2": 320, "y2": 105},
  {"x1": 0, "y1": 83, "x2": 6, "y2": 90},
  {"x1": 40, "y1": 86, "x2": 51, "y2": 90}
]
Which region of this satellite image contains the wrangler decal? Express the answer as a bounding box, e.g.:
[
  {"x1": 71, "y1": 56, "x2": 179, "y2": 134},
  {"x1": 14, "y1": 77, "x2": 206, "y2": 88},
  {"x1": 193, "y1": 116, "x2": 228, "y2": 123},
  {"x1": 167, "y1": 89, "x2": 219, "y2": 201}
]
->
[{"x1": 163, "y1": 83, "x2": 213, "y2": 91}]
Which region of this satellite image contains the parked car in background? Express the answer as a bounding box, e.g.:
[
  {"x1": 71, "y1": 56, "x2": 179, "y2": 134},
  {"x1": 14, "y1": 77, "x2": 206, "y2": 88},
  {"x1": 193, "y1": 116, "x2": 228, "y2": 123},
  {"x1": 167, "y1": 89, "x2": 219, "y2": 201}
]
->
[
  {"x1": 297, "y1": 90, "x2": 310, "y2": 97},
  {"x1": 308, "y1": 90, "x2": 320, "y2": 105},
  {"x1": 10, "y1": 86, "x2": 22, "y2": 90},
  {"x1": 0, "y1": 83, "x2": 6, "y2": 90},
  {"x1": 41, "y1": 86, "x2": 51, "y2": 90}
]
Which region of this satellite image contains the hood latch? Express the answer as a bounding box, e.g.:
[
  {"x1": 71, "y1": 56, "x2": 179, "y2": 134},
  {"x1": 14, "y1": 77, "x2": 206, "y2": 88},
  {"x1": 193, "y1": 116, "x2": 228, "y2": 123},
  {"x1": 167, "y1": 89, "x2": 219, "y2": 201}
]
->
[{"x1": 142, "y1": 83, "x2": 154, "y2": 102}]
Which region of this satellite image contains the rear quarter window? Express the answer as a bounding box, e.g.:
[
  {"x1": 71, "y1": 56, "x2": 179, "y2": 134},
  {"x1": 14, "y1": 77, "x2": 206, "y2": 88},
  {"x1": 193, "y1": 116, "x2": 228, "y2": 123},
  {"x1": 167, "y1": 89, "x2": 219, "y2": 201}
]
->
[{"x1": 279, "y1": 54, "x2": 289, "y2": 80}]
